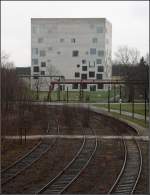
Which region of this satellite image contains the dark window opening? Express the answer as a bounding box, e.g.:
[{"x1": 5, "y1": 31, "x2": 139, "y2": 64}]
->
[
  {"x1": 97, "y1": 66, "x2": 104, "y2": 72},
  {"x1": 82, "y1": 59, "x2": 86, "y2": 64},
  {"x1": 97, "y1": 83, "x2": 103, "y2": 89},
  {"x1": 90, "y1": 48, "x2": 96, "y2": 55},
  {"x1": 34, "y1": 76, "x2": 39, "y2": 79},
  {"x1": 77, "y1": 64, "x2": 80, "y2": 68},
  {"x1": 89, "y1": 71, "x2": 95, "y2": 78},
  {"x1": 33, "y1": 66, "x2": 39, "y2": 72},
  {"x1": 71, "y1": 38, "x2": 76, "y2": 43},
  {"x1": 72, "y1": 50, "x2": 79, "y2": 57},
  {"x1": 82, "y1": 66, "x2": 87, "y2": 71},
  {"x1": 81, "y1": 74, "x2": 87, "y2": 80},
  {"x1": 90, "y1": 85, "x2": 96, "y2": 91},
  {"x1": 75, "y1": 72, "x2": 80, "y2": 78},
  {"x1": 96, "y1": 74, "x2": 103, "y2": 80},
  {"x1": 41, "y1": 62, "x2": 46, "y2": 67},
  {"x1": 82, "y1": 84, "x2": 87, "y2": 89},
  {"x1": 72, "y1": 83, "x2": 78, "y2": 89},
  {"x1": 41, "y1": 71, "x2": 45, "y2": 75}
]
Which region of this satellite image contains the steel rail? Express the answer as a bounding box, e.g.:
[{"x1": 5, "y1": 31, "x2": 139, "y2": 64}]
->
[
  {"x1": 37, "y1": 135, "x2": 86, "y2": 194},
  {"x1": 108, "y1": 139, "x2": 142, "y2": 194},
  {"x1": 92, "y1": 114, "x2": 142, "y2": 194},
  {"x1": 2, "y1": 140, "x2": 42, "y2": 173},
  {"x1": 131, "y1": 139, "x2": 143, "y2": 194},
  {"x1": 61, "y1": 127, "x2": 98, "y2": 194},
  {"x1": 37, "y1": 128, "x2": 97, "y2": 194},
  {"x1": 108, "y1": 138, "x2": 127, "y2": 194},
  {"x1": 2, "y1": 122, "x2": 60, "y2": 186}
]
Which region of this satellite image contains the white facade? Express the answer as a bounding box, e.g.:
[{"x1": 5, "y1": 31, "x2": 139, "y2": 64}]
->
[{"x1": 31, "y1": 18, "x2": 112, "y2": 91}]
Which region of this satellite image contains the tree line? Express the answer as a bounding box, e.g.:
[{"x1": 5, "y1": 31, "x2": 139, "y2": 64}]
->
[{"x1": 112, "y1": 46, "x2": 149, "y2": 102}]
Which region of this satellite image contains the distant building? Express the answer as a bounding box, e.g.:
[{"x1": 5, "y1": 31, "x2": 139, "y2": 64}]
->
[{"x1": 31, "y1": 18, "x2": 112, "y2": 91}]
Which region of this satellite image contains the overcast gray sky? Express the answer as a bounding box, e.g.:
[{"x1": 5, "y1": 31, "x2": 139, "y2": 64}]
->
[{"x1": 2, "y1": 1, "x2": 149, "y2": 67}]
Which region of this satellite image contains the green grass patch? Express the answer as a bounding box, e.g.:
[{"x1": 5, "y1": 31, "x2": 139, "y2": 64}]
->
[
  {"x1": 32, "y1": 88, "x2": 120, "y2": 103},
  {"x1": 94, "y1": 103, "x2": 149, "y2": 116},
  {"x1": 107, "y1": 111, "x2": 149, "y2": 128}
]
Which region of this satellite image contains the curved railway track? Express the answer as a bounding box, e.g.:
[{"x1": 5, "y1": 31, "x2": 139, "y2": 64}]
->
[
  {"x1": 108, "y1": 138, "x2": 142, "y2": 194},
  {"x1": 2, "y1": 121, "x2": 60, "y2": 186},
  {"x1": 92, "y1": 114, "x2": 142, "y2": 194},
  {"x1": 37, "y1": 127, "x2": 98, "y2": 194}
]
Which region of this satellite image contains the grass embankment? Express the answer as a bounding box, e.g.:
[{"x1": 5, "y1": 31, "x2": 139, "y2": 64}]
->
[
  {"x1": 108, "y1": 111, "x2": 149, "y2": 128},
  {"x1": 94, "y1": 103, "x2": 149, "y2": 116},
  {"x1": 93, "y1": 103, "x2": 149, "y2": 128}
]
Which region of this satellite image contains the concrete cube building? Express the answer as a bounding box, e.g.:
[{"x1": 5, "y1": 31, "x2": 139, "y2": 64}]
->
[{"x1": 31, "y1": 18, "x2": 112, "y2": 91}]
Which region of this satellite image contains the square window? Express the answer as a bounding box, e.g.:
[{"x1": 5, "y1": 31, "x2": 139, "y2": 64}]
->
[
  {"x1": 72, "y1": 50, "x2": 79, "y2": 57},
  {"x1": 81, "y1": 74, "x2": 87, "y2": 80},
  {"x1": 96, "y1": 59, "x2": 102, "y2": 64},
  {"x1": 96, "y1": 26, "x2": 103, "y2": 33},
  {"x1": 40, "y1": 50, "x2": 46, "y2": 57},
  {"x1": 89, "y1": 71, "x2": 95, "y2": 78},
  {"x1": 60, "y1": 38, "x2": 64, "y2": 42},
  {"x1": 33, "y1": 66, "x2": 39, "y2": 72},
  {"x1": 75, "y1": 72, "x2": 80, "y2": 78},
  {"x1": 82, "y1": 66, "x2": 87, "y2": 71},
  {"x1": 41, "y1": 71, "x2": 45, "y2": 75},
  {"x1": 82, "y1": 59, "x2": 86, "y2": 64},
  {"x1": 41, "y1": 62, "x2": 46, "y2": 67},
  {"x1": 33, "y1": 76, "x2": 39, "y2": 79},
  {"x1": 32, "y1": 48, "x2": 38, "y2": 55},
  {"x1": 96, "y1": 74, "x2": 103, "y2": 80},
  {"x1": 90, "y1": 85, "x2": 96, "y2": 91},
  {"x1": 90, "y1": 48, "x2": 96, "y2": 55},
  {"x1": 82, "y1": 84, "x2": 87, "y2": 89},
  {"x1": 32, "y1": 59, "x2": 38, "y2": 65},
  {"x1": 92, "y1": 38, "x2": 98, "y2": 43},
  {"x1": 71, "y1": 38, "x2": 76, "y2": 43},
  {"x1": 77, "y1": 64, "x2": 80, "y2": 68},
  {"x1": 48, "y1": 47, "x2": 53, "y2": 51},
  {"x1": 98, "y1": 50, "x2": 104, "y2": 57},
  {"x1": 97, "y1": 83, "x2": 103, "y2": 89},
  {"x1": 38, "y1": 37, "x2": 43, "y2": 43},
  {"x1": 72, "y1": 83, "x2": 78, "y2": 89},
  {"x1": 89, "y1": 61, "x2": 95, "y2": 67},
  {"x1": 97, "y1": 66, "x2": 104, "y2": 72}
]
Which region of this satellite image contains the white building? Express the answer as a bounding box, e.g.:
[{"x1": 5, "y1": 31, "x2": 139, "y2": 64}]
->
[{"x1": 31, "y1": 18, "x2": 112, "y2": 91}]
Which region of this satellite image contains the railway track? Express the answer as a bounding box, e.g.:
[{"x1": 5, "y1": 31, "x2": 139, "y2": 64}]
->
[
  {"x1": 92, "y1": 114, "x2": 142, "y2": 194},
  {"x1": 108, "y1": 139, "x2": 142, "y2": 194},
  {"x1": 2, "y1": 122, "x2": 60, "y2": 186},
  {"x1": 37, "y1": 128, "x2": 98, "y2": 194}
]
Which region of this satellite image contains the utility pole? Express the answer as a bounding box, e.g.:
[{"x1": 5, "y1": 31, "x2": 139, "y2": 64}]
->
[{"x1": 108, "y1": 85, "x2": 110, "y2": 112}]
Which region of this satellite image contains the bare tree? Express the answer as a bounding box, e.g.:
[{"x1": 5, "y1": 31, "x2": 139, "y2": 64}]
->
[
  {"x1": 115, "y1": 46, "x2": 140, "y2": 65},
  {"x1": 1, "y1": 52, "x2": 33, "y2": 140}
]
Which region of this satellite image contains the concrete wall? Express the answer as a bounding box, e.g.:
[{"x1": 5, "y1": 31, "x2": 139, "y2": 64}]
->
[{"x1": 31, "y1": 18, "x2": 112, "y2": 91}]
